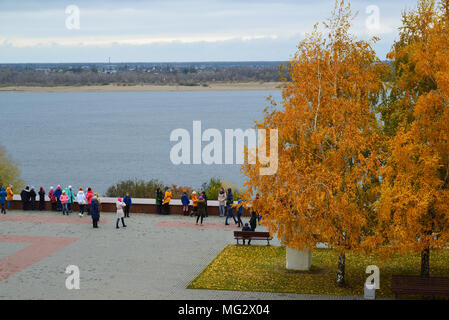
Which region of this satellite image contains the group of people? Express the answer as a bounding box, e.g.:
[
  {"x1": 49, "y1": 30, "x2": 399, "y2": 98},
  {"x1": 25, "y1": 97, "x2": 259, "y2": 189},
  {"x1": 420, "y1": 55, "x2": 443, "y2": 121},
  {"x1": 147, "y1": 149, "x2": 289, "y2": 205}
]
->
[{"x1": 1, "y1": 183, "x2": 259, "y2": 236}]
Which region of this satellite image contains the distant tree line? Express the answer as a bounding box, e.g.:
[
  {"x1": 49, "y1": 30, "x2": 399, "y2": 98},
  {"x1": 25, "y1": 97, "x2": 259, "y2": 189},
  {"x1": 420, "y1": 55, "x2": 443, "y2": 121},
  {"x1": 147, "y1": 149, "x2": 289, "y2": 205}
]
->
[{"x1": 0, "y1": 65, "x2": 288, "y2": 87}]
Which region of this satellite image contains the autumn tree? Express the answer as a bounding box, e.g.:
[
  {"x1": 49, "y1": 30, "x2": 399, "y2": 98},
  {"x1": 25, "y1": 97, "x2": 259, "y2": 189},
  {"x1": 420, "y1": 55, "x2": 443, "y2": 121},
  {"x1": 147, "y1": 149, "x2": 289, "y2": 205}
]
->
[
  {"x1": 377, "y1": 0, "x2": 449, "y2": 277},
  {"x1": 0, "y1": 144, "x2": 24, "y2": 189},
  {"x1": 242, "y1": 0, "x2": 385, "y2": 286}
]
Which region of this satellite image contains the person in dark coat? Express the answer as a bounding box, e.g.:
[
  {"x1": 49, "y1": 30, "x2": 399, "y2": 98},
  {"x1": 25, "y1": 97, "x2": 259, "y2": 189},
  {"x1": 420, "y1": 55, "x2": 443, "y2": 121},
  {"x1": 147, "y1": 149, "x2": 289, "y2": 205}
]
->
[
  {"x1": 201, "y1": 191, "x2": 208, "y2": 217},
  {"x1": 123, "y1": 192, "x2": 132, "y2": 218},
  {"x1": 90, "y1": 196, "x2": 100, "y2": 228},
  {"x1": 20, "y1": 186, "x2": 31, "y2": 211},
  {"x1": 236, "y1": 200, "x2": 244, "y2": 228},
  {"x1": 242, "y1": 222, "x2": 253, "y2": 245},
  {"x1": 155, "y1": 188, "x2": 163, "y2": 214},
  {"x1": 54, "y1": 185, "x2": 63, "y2": 211},
  {"x1": 225, "y1": 188, "x2": 237, "y2": 225},
  {"x1": 29, "y1": 187, "x2": 37, "y2": 211},
  {"x1": 38, "y1": 187, "x2": 46, "y2": 211},
  {"x1": 249, "y1": 210, "x2": 258, "y2": 231}
]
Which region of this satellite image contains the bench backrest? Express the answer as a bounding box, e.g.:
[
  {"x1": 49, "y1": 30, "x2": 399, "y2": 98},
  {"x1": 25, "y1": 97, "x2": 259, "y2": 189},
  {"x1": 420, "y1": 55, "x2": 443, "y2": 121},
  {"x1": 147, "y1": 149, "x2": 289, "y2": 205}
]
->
[{"x1": 234, "y1": 231, "x2": 270, "y2": 237}]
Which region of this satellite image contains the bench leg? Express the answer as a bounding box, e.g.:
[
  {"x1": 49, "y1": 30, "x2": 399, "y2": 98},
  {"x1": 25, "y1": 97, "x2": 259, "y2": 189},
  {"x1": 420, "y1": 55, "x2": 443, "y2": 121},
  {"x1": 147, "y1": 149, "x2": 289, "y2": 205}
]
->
[{"x1": 236, "y1": 239, "x2": 239, "y2": 245}]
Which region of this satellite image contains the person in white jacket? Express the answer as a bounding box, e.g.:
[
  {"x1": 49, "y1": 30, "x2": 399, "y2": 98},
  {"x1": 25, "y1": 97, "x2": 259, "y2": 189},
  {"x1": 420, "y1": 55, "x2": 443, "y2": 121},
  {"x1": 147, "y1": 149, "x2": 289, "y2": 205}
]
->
[
  {"x1": 76, "y1": 188, "x2": 87, "y2": 217},
  {"x1": 116, "y1": 198, "x2": 127, "y2": 229},
  {"x1": 217, "y1": 188, "x2": 227, "y2": 217}
]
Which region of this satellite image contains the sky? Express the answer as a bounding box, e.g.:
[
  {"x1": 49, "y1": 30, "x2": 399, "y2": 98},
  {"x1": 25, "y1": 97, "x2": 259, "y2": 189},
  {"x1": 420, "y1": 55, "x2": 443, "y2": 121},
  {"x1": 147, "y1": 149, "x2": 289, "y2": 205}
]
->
[{"x1": 0, "y1": 0, "x2": 420, "y2": 63}]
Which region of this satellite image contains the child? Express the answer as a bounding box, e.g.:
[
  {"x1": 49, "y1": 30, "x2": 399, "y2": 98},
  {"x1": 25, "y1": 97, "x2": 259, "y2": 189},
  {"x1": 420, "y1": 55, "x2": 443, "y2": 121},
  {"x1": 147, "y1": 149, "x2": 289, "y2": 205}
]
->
[
  {"x1": 0, "y1": 187, "x2": 7, "y2": 214},
  {"x1": 76, "y1": 188, "x2": 87, "y2": 217},
  {"x1": 90, "y1": 195, "x2": 100, "y2": 228},
  {"x1": 163, "y1": 188, "x2": 172, "y2": 215},
  {"x1": 242, "y1": 223, "x2": 253, "y2": 245},
  {"x1": 116, "y1": 197, "x2": 127, "y2": 229},
  {"x1": 60, "y1": 190, "x2": 69, "y2": 215}
]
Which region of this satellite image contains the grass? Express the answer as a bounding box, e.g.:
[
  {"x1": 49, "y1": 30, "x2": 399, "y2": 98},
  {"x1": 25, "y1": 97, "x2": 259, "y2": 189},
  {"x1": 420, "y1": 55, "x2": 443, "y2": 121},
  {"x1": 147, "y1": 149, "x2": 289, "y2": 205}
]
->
[{"x1": 188, "y1": 245, "x2": 449, "y2": 298}]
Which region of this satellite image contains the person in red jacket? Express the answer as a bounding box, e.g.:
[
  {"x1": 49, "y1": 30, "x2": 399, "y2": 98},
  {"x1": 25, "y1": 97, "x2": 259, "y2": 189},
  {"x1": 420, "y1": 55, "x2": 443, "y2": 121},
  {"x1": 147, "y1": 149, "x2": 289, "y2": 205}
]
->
[
  {"x1": 86, "y1": 188, "x2": 94, "y2": 216},
  {"x1": 48, "y1": 187, "x2": 56, "y2": 211}
]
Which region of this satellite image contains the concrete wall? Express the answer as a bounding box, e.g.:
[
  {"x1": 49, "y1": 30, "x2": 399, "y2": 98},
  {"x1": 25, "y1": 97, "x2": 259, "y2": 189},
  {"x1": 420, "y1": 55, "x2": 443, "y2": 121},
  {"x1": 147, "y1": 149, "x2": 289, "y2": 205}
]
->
[{"x1": 9, "y1": 195, "x2": 251, "y2": 216}]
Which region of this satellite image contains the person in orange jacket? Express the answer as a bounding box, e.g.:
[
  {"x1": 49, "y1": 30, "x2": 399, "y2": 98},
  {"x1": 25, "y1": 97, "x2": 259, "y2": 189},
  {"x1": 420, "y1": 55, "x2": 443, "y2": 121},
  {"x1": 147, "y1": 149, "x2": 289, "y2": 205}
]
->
[
  {"x1": 163, "y1": 187, "x2": 172, "y2": 215},
  {"x1": 6, "y1": 185, "x2": 14, "y2": 209},
  {"x1": 190, "y1": 191, "x2": 198, "y2": 217}
]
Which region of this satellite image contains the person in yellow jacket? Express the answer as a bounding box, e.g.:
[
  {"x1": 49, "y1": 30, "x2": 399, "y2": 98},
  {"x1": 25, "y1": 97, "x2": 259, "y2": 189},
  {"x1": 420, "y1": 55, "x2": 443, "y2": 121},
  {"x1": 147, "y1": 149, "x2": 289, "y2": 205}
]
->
[
  {"x1": 163, "y1": 187, "x2": 172, "y2": 215},
  {"x1": 190, "y1": 191, "x2": 198, "y2": 217},
  {"x1": 6, "y1": 185, "x2": 14, "y2": 209}
]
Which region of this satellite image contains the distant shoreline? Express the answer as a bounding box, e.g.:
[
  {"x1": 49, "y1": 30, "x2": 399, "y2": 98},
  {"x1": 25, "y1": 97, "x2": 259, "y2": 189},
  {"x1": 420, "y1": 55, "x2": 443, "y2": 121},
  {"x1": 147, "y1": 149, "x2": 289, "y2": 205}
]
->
[{"x1": 0, "y1": 82, "x2": 283, "y2": 93}]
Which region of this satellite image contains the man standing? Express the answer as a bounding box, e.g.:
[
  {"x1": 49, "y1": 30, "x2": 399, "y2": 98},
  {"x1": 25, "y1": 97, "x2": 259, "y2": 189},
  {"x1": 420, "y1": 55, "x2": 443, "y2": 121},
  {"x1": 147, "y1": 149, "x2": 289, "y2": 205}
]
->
[
  {"x1": 123, "y1": 192, "x2": 132, "y2": 218},
  {"x1": 20, "y1": 186, "x2": 30, "y2": 211}
]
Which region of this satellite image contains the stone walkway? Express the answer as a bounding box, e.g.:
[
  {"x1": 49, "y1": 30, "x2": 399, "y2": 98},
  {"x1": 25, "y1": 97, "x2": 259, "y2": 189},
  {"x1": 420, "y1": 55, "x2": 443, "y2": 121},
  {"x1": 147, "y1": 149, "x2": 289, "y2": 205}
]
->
[{"x1": 0, "y1": 210, "x2": 361, "y2": 300}]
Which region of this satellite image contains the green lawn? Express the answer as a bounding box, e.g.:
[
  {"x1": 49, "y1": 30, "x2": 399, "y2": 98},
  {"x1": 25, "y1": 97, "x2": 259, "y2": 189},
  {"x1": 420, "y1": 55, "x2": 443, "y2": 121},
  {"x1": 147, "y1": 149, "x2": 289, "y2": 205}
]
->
[{"x1": 188, "y1": 245, "x2": 449, "y2": 298}]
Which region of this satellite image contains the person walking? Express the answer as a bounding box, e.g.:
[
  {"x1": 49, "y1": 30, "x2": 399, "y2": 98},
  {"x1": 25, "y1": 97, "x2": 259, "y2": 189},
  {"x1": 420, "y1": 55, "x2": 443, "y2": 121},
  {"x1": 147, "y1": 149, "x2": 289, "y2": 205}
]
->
[
  {"x1": 123, "y1": 192, "x2": 132, "y2": 218},
  {"x1": 86, "y1": 188, "x2": 93, "y2": 216},
  {"x1": 196, "y1": 195, "x2": 206, "y2": 225},
  {"x1": 201, "y1": 191, "x2": 208, "y2": 217},
  {"x1": 76, "y1": 188, "x2": 87, "y2": 217},
  {"x1": 236, "y1": 199, "x2": 244, "y2": 227},
  {"x1": 20, "y1": 186, "x2": 30, "y2": 211},
  {"x1": 163, "y1": 187, "x2": 172, "y2": 215},
  {"x1": 116, "y1": 197, "x2": 127, "y2": 229},
  {"x1": 0, "y1": 187, "x2": 7, "y2": 214},
  {"x1": 217, "y1": 187, "x2": 226, "y2": 217},
  {"x1": 38, "y1": 187, "x2": 46, "y2": 211},
  {"x1": 155, "y1": 188, "x2": 163, "y2": 214},
  {"x1": 181, "y1": 189, "x2": 189, "y2": 216},
  {"x1": 66, "y1": 186, "x2": 75, "y2": 213},
  {"x1": 29, "y1": 187, "x2": 37, "y2": 211},
  {"x1": 48, "y1": 187, "x2": 56, "y2": 211},
  {"x1": 90, "y1": 195, "x2": 100, "y2": 228},
  {"x1": 225, "y1": 188, "x2": 237, "y2": 225},
  {"x1": 190, "y1": 191, "x2": 198, "y2": 217},
  {"x1": 60, "y1": 190, "x2": 69, "y2": 215}
]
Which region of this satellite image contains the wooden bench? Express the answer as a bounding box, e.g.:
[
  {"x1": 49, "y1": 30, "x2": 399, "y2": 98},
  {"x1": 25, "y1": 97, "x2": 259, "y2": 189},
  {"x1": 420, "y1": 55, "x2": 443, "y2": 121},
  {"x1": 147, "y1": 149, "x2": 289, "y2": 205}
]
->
[
  {"x1": 234, "y1": 231, "x2": 272, "y2": 245},
  {"x1": 391, "y1": 275, "x2": 449, "y2": 299}
]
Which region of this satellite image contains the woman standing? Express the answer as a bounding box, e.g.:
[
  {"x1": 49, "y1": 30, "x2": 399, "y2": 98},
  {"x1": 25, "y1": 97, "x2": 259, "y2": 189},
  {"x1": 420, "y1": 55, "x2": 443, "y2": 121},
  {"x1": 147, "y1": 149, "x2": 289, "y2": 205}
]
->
[
  {"x1": 38, "y1": 187, "x2": 46, "y2": 211},
  {"x1": 155, "y1": 188, "x2": 163, "y2": 214},
  {"x1": 163, "y1": 188, "x2": 172, "y2": 215},
  {"x1": 66, "y1": 186, "x2": 75, "y2": 213},
  {"x1": 196, "y1": 196, "x2": 206, "y2": 225},
  {"x1": 217, "y1": 188, "x2": 226, "y2": 217},
  {"x1": 54, "y1": 185, "x2": 62, "y2": 211},
  {"x1": 116, "y1": 197, "x2": 127, "y2": 229},
  {"x1": 76, "y1": 188, "x2": 87, "y2": 217},
  {"x1": 86, "y1": 188, "x2": 93, "y2": 216},
  {"x1": 29, "y1": 187, "x2": 37, "y2": 211},
  {"x1": 0, "y1": 187, "x2": 7, "y2": 214},
  {"x1": 20, "y1": 186, "x2": 30, "y2": 211},
  {"x1": 49, "y1": 187, "x2": 56, "y2": 211},
  {"x1": 181, "y1": 189, "x2": 189, "y2": 216}
]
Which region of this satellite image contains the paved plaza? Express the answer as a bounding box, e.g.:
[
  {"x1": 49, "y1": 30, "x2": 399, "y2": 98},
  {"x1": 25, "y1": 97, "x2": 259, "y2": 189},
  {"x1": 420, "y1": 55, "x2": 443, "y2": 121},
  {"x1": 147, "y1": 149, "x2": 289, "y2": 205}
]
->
[{"x1": 0, "y1": 210, "x2": 360, "y2": 300}]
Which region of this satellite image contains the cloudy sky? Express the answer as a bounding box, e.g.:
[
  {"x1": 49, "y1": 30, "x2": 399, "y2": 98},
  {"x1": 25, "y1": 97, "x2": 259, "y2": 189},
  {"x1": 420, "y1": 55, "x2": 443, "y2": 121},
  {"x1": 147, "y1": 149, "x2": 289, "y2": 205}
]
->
[{"x1": 0, "y1": 0, "x2": 419, "y2": 63}]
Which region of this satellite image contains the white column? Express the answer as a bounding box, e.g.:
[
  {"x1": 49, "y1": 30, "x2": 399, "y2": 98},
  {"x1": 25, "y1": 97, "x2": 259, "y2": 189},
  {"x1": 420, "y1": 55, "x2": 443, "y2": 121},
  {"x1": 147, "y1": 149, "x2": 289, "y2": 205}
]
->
[{"x1": 286, "y1": 247, "x2": 312, "y2": 271}]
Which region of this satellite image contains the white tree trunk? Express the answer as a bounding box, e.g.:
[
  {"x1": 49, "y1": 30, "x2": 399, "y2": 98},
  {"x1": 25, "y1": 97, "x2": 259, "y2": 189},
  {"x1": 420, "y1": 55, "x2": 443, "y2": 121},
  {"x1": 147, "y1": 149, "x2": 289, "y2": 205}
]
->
[{"x1": 286, "y1": 247, "x2": 312, "y2": 271}]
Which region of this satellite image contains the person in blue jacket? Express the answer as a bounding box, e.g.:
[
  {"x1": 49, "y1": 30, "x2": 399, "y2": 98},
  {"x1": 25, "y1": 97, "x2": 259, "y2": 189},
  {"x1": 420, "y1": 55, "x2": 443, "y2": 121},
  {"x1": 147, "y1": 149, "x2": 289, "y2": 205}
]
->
[
  {"x1": 90, "y1": 195, "x2": 100, "y2": 228},
  {"x1": 181, "y1": 189, "x2": 190, "y2": 216},
  {"x1": 123, "y1": 192, "x2": 132, "y2": 218},
  {"x1": 0, "y1": 187, "x2": 7, "y2": 214},
  {"x1": 54, "y1": 185, "x2": 63, "y2": 212}
]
